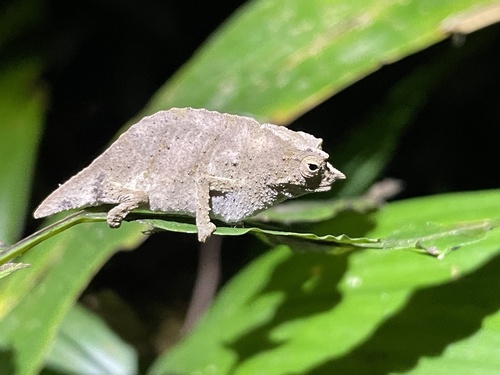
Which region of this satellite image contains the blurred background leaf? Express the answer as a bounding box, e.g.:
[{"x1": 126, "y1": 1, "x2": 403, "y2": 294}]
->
[
  {"x1": 0, "y1": 221, "x2": 145, "y2": 374},
  {"x1": 0, "y1": 62, "x2": 46, "y2": 245},
  {"x1": 44, "y1": 303, "x2": 137, "y2": 375},
  {"x1": 142, "y1": 0, "x2": 499, "y2": 123}
]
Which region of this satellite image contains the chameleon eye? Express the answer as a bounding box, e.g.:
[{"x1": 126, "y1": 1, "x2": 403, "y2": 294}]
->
[
  {"x1": 307, "y1": 162, "x2": 319, "y2": 172},
  {"x1": 300, "y1": 156, "x2": 322, "y2": 178}
]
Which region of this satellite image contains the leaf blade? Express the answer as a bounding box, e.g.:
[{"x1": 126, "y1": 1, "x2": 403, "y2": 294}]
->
[
  {"x1": 149, "y1": 190, "x2": 500, "y2": 374},
  {"x1": 0, "y1": 222, "x2": 146, "y2": 374},
  {"x1": 143, "y1": 0, "x2": 498, "y2": 123}
]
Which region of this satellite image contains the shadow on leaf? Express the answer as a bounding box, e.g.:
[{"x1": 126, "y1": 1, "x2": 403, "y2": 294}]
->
[
  {"x1": 308, "y1": 250, "x2": 500, "y2": 374},
  {"x1": 226, "y1": 251, "x2": 349, "y2": 370},
  {"x1": 0, "y1": 348, "x2": 15, "y2": 374}
]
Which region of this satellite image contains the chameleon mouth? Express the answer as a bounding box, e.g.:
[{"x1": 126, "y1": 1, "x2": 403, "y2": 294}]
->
[
  {"x1": 321, "y1": 163, "x2": 346, "y2": 188},
  {"x1": 328, "y1": 165, "x2": 346, "y2": 181},
  {"x1": 314, "y1": 185, "x2": 332, "y2": 192}
]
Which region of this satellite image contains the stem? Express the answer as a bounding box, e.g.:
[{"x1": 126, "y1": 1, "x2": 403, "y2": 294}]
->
[
  {"x1": 182, "y1": 235, "x2": 222, "y2": 334},
  {"x1": 0, "y1": 211, "x2": 107, "y2": 265}
]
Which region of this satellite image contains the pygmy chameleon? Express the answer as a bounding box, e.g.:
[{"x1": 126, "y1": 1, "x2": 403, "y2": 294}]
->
[{"x1": 34, "y1": 108, "x2": 345, "y2": 242}]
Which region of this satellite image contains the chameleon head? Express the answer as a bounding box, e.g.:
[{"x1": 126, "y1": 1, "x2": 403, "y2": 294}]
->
[
  {"x1": 271, "y1": 147, "x2": 345, "y2": 200},
  {"x1": 264, "y1": 127, "x2": 346, "y2": 199},
  {"x1": 297, "y1": 153, "x2": 346, "y2": 193}
]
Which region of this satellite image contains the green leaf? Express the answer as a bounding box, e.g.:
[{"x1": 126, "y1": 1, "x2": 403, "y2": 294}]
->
[
  {"x1": 142, "y1": 217, "x2": 379, "y2": 253},
  {"x1": 143, "y1": 0, "x2": 499, "y2": 123},
  {"x1": 0, "y1": 0, "x2": 46, "y2": 246},
  {"x1": 148, "y1": 190, "x2": 500, "y2": 374},
  {"x1": 0, "y1": 221, "x2": 145, "y2": 375},
  {"x1": 142, "y1": 196, "x2": 497, "y2": 257},
  {"x1": 0, "y1": 62, "x2": 46, "y2": 245},
  {"x1": 44, "y1": 303, "x2": 138, "y2": 375}
]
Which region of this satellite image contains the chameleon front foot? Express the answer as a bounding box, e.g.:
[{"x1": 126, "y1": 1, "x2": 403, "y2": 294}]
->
[{"x1": 197, "y1": 222, "x2": 216, "y2": 242}]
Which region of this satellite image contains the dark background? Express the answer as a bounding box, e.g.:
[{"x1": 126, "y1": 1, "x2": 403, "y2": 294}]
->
[{"x1": 10, "y1": 0, "x2": 500, "y2": 363}]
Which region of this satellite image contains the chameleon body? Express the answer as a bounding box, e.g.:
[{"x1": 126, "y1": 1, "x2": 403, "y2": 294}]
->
[{"x1": 34, "y1": 108, "x2": 345, "y2": 242}]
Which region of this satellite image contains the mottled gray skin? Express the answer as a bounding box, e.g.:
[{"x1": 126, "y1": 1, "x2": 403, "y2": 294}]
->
[{"x1": 34, "y1": 108, "x2": 345, "y2": 242}]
